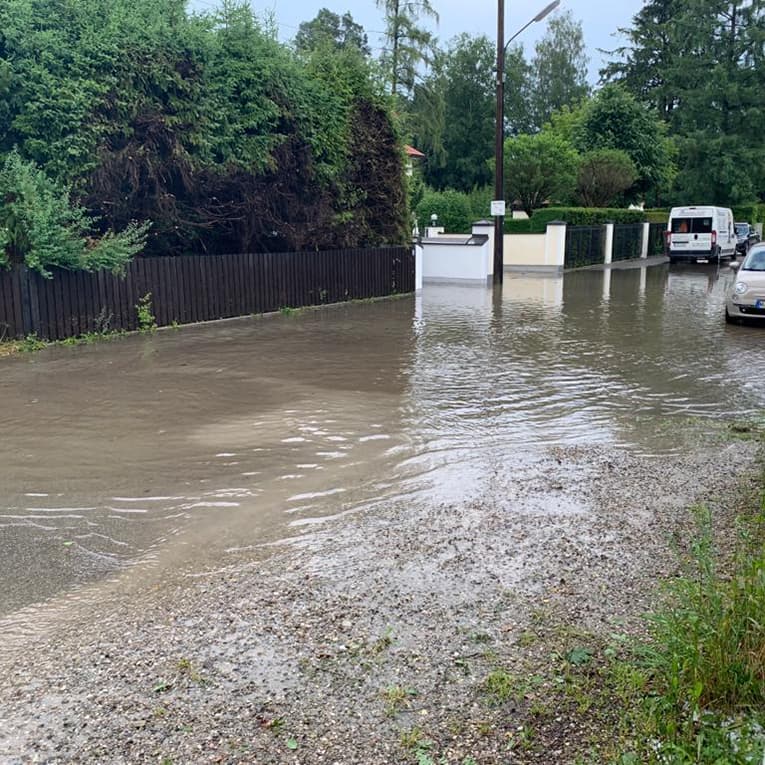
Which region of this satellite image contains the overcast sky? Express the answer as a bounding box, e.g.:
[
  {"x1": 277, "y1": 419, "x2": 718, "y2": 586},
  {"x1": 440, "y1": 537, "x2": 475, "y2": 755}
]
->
[{"x1": 190, "y1": 0, "x2": 645, "y2": 81}]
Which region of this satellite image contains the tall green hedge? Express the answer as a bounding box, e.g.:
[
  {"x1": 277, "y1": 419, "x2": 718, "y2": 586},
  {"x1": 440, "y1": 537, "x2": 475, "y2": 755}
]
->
[
  {"x1": 505, "y1": 207, "x2": 646, "y2": 234},
  {"x1": 732, "y1": 205, "x2": 765, "y2": 225},
  {"x1": 0, "y1": 0, "x2": 409, "y2": 257},
  {"x1": 646, "y1": 206, "x2": 765, "y2": 225}
]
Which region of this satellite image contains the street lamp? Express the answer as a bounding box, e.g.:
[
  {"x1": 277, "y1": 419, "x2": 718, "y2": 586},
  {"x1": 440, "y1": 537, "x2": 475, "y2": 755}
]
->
[{"x1": 493, "y1": 0, "x2": 560, "y2": 284}]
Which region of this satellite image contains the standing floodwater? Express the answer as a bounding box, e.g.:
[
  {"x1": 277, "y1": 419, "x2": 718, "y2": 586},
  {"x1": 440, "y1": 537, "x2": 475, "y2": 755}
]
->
[{"x1": 1, "y1": 262, "x2": 762, "y2": 628}]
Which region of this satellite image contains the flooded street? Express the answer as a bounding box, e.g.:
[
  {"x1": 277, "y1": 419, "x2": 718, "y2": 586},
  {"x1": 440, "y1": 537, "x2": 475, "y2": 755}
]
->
[
  {"x1": 1, "y1": 261, "x2": 764, "y2": 764},
  {"x1": 1, "y1": 261, "x2": 763, "y2": 631}
]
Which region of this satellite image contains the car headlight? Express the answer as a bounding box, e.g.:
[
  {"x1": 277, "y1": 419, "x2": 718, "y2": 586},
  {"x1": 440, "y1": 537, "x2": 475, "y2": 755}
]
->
[{"x1": 735, "y1": 282, "x2": 748, "y2": 295}]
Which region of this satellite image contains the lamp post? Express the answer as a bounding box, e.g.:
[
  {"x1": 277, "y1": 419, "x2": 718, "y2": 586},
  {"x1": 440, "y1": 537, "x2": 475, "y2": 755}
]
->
[{"x1": 493, "y1": 0, "x2": 560, "y2": 284}]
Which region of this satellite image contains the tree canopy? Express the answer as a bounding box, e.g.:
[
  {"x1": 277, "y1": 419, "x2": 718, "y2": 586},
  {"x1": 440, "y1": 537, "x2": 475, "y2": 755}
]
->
[
  {"x1": 0, "y1": 0, "x2": 409, "y2": 261},
  {"x1": 504, "y1": 132, "x2": 579, "y2": 215},
  {"x1": 377, "y1": 0, "x2": 438, "y2": 99},
  {"x1": 528, "y1": 11, "x2": 590, "y2": 130},
  {"x1": 602, "y1": 0, "x2": 765, "y2": 205},
  {"x1": 294, "y1": 9, "x2": 370, "y2": 57},
  {"x1": 410, "y1": 34, "x2": 495, "y2": 192}
]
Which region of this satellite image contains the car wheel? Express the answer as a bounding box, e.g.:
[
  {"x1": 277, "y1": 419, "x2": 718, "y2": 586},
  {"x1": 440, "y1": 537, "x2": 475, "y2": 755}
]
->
[{"x1": 725, "y1": 308, "x2": 736, "y2": 325}]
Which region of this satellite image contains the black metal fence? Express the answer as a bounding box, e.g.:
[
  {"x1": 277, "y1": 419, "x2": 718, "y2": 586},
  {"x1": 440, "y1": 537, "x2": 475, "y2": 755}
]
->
[
  {"x1": 612, "y1": 223, "x2": 644, "y2": 262},
  {"x1": 565, "y1": 226, "x2": 605, "y2": 269},
  {"x1": 647, "y1": 222, "x2": 667, "y2": 256},
  {"x1": 0, "y1": 247, "x2": 415, "y2": 341},
  {"x1": 563, "y1": 222, "x2": 670, "y2": 269}
]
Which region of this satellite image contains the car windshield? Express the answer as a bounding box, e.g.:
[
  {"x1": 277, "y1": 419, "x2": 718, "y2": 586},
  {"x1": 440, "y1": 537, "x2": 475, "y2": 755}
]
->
[
  {"x1": 671, "y1": 217, "x2": 713, "y2": 234},
  {"x1": 735, "y1": 223, "x2": 749, "y2": 236},
  {"x1": 742, "y1": 249, "x2": 765, "y2": 271}
]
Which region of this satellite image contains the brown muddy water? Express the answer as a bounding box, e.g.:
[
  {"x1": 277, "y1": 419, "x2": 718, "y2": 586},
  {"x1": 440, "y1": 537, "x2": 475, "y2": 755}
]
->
[{"x1": 1, "y1": 262, "x2": 763, "y2": 637}]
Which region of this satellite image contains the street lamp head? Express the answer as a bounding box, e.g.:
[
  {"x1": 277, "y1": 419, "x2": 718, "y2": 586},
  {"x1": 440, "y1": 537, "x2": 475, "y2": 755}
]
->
[{"x1": 533, "y1": 0, "x2": 560, "y2": 23}]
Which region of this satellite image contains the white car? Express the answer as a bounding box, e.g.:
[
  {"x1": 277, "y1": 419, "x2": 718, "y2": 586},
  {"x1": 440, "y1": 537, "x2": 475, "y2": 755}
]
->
[{"x1": 726, "y1": 244, "x2": 765, "y2": 324}]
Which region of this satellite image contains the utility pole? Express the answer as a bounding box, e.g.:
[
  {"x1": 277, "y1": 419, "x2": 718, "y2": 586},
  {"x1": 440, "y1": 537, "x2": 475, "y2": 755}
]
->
[
  {"x1": 493, "y1": 0, "x2": 505, "y2": 285},
  {"x1": 493, "y1": 0, "x2": 561, "y2": 287}
]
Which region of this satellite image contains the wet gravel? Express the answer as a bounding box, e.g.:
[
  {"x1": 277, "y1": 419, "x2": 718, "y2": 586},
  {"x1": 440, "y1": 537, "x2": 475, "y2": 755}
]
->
[{"x1": 0, "y1": 437, "x2": 760, "y2": 764}]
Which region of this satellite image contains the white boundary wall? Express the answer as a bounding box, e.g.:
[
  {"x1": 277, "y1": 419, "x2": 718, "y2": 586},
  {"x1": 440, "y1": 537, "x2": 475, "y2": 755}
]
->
[{"x1": 421, "y1": 241, "x2": 491, "y2": 283}]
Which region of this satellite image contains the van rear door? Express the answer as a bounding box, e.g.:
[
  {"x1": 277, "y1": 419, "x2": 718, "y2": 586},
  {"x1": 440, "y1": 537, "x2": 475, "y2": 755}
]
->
[{"x1": 670, "y1": 216, "x2": 714, "y2": 252}]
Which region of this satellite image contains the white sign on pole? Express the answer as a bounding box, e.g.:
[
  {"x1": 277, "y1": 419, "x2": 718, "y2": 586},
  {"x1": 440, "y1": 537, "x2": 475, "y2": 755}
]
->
[{"x1": 490, "y1": 200, "x2": 506, "y2": 217}]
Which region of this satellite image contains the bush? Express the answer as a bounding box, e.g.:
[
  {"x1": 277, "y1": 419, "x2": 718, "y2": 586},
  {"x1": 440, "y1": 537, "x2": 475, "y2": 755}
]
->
[
  {"x1": 732, "y1": 204, "x2": 765, "y2": 225},
  {"x1": 504, "y1": 132, "x2": 578, "y2": 215},
  {"x1": 505, "y1": 218, "x2": 532, "y2": 234},
  {"x1": 575, "y1": 149, "x2": 637, "y2": 208},
  {"x1": 0, "y1": 151, "x2": 149, "y2": 277},
  {"x1": 644, "y1": 208, "x2": 670, "y2": 223},
  {"x1": 518, "y1": 207, "x2": 646, "y2": 233},
  {"x1": 466, "y1": 186, "x2": 493, "y2": 222},
  {"x1": 416, "y1": 189, "x2": 473, "y2": 234}
]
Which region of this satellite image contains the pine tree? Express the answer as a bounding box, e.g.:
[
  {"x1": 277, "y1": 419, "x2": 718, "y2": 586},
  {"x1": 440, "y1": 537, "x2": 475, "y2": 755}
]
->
[
  {"x1": 529, "y1": 11, "x2": 590, "y2": 130},
  {"x1": 376, "y1": 0, "x2": 438, "y2": 98}
]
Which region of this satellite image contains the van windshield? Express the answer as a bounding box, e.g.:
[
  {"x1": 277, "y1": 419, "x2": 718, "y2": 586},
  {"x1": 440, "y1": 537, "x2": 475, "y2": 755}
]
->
[{"x1": 671, "y1": 217, "x2": 713, "y2": 234}]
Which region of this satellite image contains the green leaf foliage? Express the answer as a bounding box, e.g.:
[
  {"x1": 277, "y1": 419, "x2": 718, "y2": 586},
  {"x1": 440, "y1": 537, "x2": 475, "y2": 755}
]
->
[
  {"x1": 574, "y1": 86, "x2": 676, "y2": 205},
  {"x1": 602, "y1": 0, "x2": 765, "y2": 207},
  {"x1": 503, "y1": 132, "x2": 579, "y2": 216},
  {"x1": 528, "y1": 11, "x2": 590, "y2": 130},
  {"x1": 416, "y1": 188, "x2": 473, "y2": 234},
  {"x1": 506, "y1": 207, "x2": 646, "y2": 234},
  {"x1": 294, "y1": 9, "x2": 370, "y2": 57},
  {"x1": 411, "y1": 34, "x2": 496, "y2": 192},
  {"x1": 0, "y1": 150, "x2": 149, "y2": 276},
  {"x1": 0, "y1": 0, "x2": 408, "y2": 256},
  {"x1": 576, "y1": 148, "x2": 637, "y2": 208}
]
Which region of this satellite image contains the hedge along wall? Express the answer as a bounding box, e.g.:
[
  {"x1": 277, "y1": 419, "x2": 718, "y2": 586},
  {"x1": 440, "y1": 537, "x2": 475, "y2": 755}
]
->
[
  {"x1": 644, "y1": 206, "x2": 765, "y2": 225},
  {"x1": 505, "y1": 207, "x2": 647, "y2": 234}
]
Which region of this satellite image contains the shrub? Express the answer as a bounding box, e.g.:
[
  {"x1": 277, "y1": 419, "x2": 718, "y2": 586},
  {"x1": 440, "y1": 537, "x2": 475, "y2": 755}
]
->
[
  {"x1": 466, "y1": 186, "x2": 493, "y2": 222},
  {"x1": 416, "y1": 189, "x2": 473, "y2": 234},
  {"x1": 504, "y1": 218, "x2": 532, "y2": 234},
  {"x1": 504, "y1": 132, "x2": 579, "y2": 216},
  {"x1": 575, "y1": 149, "x2": 637, "y2": 208},
  {"x1": 0, "y1": 151, "x2": 149, "y2": 277},
  {"x1": 520, "y1": 207, "x2": 645, "y2": 233},
  {"x1": 732, "y1": 204, "x2": 765, "y2": 225},
  {"x1": 644, "y1": 208, "x2": 670, "y2": 223}
]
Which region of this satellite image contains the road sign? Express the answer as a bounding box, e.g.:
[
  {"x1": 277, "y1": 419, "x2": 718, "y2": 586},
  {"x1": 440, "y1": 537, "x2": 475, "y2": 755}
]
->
[{"x1": 491, "y1": 200, "x2": 506, "y2": 217}]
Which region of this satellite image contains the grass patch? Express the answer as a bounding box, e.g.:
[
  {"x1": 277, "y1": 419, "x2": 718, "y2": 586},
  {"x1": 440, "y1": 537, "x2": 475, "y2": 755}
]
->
[
  {"x1": 492, "y1": 432, "x2": 765, "y2": 763},
  {"x1": 483, "y1": 669, "x2": 521, "y2": 705},
  {"x1": 0, "y1": 329, "x2": 128, "y2": 356},
  {"x1": 612, "y1": 498, "x2": 765, "y2": 763},
  {"x1": 382, "y1": 684, "x2": 417, "y2": 716}
]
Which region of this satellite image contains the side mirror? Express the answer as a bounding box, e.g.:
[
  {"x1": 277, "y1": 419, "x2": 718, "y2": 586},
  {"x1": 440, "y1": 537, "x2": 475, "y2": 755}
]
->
[{"x1": 730, "y1": 261, "x2": 741, "y2": 271}]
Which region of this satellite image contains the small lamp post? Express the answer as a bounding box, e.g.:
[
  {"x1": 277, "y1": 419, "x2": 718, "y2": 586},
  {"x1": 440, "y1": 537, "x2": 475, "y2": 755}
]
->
[{"x1": 493, "y1": 0, "x2": 561, "y2": 285}]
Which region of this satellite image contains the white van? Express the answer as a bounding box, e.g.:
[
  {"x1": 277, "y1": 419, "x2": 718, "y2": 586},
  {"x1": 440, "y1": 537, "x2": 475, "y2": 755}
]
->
[{"x1": 666, "y1": 206, "x2": 736, "y2": 263}]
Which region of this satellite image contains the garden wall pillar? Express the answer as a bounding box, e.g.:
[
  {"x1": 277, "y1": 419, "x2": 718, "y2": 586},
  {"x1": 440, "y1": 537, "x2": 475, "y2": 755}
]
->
[
  {"x1": 604, "y1": 223, "x2": 615, "y2": 265},
  {"x1": 641, "y1": 222, "x2": 650, "y2": 259}
]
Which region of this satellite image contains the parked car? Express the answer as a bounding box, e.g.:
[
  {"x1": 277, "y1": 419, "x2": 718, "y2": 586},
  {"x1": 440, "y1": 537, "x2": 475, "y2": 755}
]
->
[
  {"x1": 666, "y1": 206, "x2": 736, "y2": 264},
  {"x1": 726, "y1": 244, "x2": 765, "y2": 324},
  {"x1": 734, "y1": 222, "x2": 759, "y2": 256}
]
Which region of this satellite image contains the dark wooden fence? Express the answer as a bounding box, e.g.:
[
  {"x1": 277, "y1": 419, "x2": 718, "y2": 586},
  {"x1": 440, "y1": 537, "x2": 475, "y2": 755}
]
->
[{"x1": 0, "y1": 247, "x2": 415, "y2": 341}]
